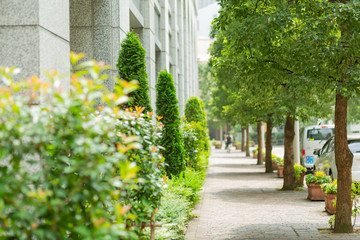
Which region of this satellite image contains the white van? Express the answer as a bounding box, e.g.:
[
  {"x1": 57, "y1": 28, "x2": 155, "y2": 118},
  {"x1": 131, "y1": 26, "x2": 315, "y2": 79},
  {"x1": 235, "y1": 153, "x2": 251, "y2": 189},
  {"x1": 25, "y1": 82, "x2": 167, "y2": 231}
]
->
[{"x1": 300, "y1": 125, "x2": 335, "y2": 171}]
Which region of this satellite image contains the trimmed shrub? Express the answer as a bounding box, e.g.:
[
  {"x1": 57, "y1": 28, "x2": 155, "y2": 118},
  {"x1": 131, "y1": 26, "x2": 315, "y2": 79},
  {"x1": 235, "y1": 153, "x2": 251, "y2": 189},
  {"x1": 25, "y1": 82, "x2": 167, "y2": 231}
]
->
[
  {"x1": 180, "y1": 119, "x2": 204, "y2": 170},
  {"x1": 0, "y1": 53, "x2": 163, "y2": 239},
  {"x1": 156, "y1": 70, "x2": 185, "y2": 177},
  {"x1": 116, "y1": 108, "x2": 165, "y2": 230},
  {"x1": 184, "y1": 97, "x2": 210, "y2": 154},
  {"x1": 0, "y1": 54, "x2": 140, "y2": 239},
  {"x1": 117, "y1": 31, "x2": 152, "y2": 113},
  {"x1": 184, "y1": 96, "x2": 206, "y2": 124}
]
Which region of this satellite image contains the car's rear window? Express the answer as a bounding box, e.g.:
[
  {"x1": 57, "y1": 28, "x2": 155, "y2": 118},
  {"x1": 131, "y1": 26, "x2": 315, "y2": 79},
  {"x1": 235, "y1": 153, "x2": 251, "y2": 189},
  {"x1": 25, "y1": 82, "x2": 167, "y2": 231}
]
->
[{"x1": 307, "y1": 128, "x2": 334, "y2": 141}]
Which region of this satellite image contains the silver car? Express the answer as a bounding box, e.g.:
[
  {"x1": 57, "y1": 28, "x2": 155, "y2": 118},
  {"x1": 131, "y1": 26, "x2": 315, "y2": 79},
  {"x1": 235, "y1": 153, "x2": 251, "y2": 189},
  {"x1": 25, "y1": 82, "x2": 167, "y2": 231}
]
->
[{"x1": 313, "y1": 134, "x2": 360, "y2": 180}]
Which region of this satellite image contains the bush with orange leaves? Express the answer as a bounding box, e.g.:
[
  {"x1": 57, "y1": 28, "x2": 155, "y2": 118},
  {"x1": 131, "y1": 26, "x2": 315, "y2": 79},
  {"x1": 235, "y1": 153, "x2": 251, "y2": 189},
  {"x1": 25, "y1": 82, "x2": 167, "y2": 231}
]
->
[{"x1": 0, "y1": 53, "x2": 163, "y2": 239}]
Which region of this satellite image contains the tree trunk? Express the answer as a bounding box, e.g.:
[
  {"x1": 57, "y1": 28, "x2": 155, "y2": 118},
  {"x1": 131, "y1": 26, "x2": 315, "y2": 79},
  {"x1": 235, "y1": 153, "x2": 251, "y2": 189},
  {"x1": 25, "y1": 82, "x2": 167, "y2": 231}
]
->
[
  {"x1": 241, "y1": 128, "x2": 245, "y2": 152},
  {"x1": 282, "y1": 116, "x2": 295, "y2": 190},
  {"x1": 334, "y1": 93, "x2": 353, "y2": 233},
  {"x1": 257, "y1": 122, "x2": 263, "y2": 165},
  {"x1": 246, "y1": 125, "x2": 250, "y2": 157},
  {"x1": 265, "y1": 118, "x2": 273, "y2": 173}
]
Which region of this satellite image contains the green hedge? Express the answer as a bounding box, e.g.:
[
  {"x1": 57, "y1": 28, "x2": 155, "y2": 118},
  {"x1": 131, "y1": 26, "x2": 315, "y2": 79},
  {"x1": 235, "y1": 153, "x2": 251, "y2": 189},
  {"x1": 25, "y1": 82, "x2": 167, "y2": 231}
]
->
[
  {"x1": 156, "y1": 70, "x2": 185, "y2": 177},
  {"x1": 184, "y1": 96, "x2": 206, "y2": 124},
  {"x1": 117, "y1": 31, "x2": 152, "y2": 113},
  {"x1": 0, "y1": 53, "x2": 163, "y2": 239},
  {"x1": 184, "y1": 97, "x2": 210, "y2": 154}
]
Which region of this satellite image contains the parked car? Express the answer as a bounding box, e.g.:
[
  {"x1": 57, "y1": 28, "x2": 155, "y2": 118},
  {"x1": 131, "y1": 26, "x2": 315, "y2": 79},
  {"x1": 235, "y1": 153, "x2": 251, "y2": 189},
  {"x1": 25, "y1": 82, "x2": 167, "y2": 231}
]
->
[
  {"x1": 300, "y1": 125, "x2": 334, "y2": 171},
  {"x1": 313, "y1": 134, "x2": 360, "y2": 180}
]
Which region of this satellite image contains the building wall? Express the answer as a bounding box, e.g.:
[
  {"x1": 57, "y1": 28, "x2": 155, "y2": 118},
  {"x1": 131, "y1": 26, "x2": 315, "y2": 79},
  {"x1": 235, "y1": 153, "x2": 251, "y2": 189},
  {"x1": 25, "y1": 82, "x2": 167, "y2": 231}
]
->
[
  {"x1": 0, "y1": 0, "x2": 198, "y2": 115},
  {"x1": 0, "y1": 0, "x2": 70, "y2": 89},
  {"x1": 198, "y1": 0, "x2": 217, "y2": 9}
]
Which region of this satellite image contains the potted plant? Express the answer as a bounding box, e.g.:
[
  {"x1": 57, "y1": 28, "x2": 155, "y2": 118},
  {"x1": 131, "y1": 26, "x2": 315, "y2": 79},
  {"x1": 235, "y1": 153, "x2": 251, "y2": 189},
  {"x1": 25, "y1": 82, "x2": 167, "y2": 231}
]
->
[
  {"x1": 321, "y1": 180, "x2": 338, "y2": 214},
  {"x1": 252, "y1": 148, "x2": 258, "y2": 158},
  {"x1": 271, "y1": 155, "x2": 279, "y2": 170},
  {"x1": 305, "y1": 171, "x2": 331, "y2": 200},
  {"x1": 235, "y1": 142, "x2": 242, "y2": 150},
  {"x1": 276, "y1": 158, "x2": 284, "y2": 177},
  {"x1": 213, "y1": 141, "x2": 222, "y2": 149},
  {"x1": 294, "y1": 164, "x2": 307, "y2": 187},
  {"x1": 321, "y1": 180, "x2": 358, "y2": 214}
]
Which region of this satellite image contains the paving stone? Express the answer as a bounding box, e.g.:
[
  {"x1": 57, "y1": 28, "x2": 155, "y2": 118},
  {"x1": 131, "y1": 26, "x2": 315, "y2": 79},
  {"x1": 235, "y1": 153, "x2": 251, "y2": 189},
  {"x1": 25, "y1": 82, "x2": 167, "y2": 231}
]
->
[{"x1": 185, "y1": 148, "x2": 360, "y2": 240}]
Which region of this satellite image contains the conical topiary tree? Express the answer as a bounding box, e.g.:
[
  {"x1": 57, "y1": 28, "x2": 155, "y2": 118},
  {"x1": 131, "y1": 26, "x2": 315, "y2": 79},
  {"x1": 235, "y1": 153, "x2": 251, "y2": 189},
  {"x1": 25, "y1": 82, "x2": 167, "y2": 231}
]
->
[
  {"x1": 117, "y1": 31, "x2": 152, "y2": 112},
  {"x1": 156, "y1": 70, "x2": 184, "y2": 177},
  {"x1": 185, "y1": 96, "x2": 206, "y2": 124},
  {"x1": 185, "y1": 96, "x2": 210, "y2": 152}
]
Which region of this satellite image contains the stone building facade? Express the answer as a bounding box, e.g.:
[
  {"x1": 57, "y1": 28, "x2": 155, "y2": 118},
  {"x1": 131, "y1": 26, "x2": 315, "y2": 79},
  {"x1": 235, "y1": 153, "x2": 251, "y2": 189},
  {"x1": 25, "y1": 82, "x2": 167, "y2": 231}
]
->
[{"x1": 0, "y1": 0, "x2": 198, "y2": 114}]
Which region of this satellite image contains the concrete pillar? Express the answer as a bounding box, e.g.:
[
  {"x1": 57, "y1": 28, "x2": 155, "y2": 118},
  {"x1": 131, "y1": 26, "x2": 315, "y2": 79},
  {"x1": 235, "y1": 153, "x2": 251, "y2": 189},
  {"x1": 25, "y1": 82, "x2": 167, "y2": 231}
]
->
[
  {"x1": 142, "y1": 0, "x2": 156, "y2": 111},
  {"x1": 70, "y1": 0, "x2": 129, "y2": 91},
  {"x1": 177, "y1": 0, "x2": 185, "y2": 115},
  {"x1": 184, "y1": 0, "x2": 189, "y2": 102},
  {"x1": 192, "y1": 0, "x2": 199, "y2": 97},
  {"x1": 170, "y1": 0, "x2": 178, "y2": 96},
  {"x1": 159, "y1": 0, "x2": 170, "y2": 72},
  {"x1": 0, "y1": 0, "x2": 70, "y2": 88}
]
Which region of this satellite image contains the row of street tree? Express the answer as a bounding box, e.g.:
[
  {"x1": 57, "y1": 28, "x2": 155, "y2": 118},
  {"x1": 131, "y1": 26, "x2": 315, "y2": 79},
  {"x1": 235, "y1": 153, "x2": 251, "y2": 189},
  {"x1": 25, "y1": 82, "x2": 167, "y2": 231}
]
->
[{"x1": 208, "y1": 0, "x2": 360, "y2": 233}]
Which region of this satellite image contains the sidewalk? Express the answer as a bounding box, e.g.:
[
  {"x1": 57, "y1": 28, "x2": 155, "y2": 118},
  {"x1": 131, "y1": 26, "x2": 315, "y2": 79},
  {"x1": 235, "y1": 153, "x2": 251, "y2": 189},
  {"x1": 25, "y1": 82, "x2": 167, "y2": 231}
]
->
[{"x1": 185, "y1": 149, "x2": 360, "y2": 240}]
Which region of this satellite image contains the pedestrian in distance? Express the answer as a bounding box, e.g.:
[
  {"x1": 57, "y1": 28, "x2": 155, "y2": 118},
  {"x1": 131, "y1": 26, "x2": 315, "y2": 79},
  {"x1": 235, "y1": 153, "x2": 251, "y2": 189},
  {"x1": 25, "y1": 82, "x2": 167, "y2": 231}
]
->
[{"x1": 225, "y1": 133, "x2": 233, "y2": 153}]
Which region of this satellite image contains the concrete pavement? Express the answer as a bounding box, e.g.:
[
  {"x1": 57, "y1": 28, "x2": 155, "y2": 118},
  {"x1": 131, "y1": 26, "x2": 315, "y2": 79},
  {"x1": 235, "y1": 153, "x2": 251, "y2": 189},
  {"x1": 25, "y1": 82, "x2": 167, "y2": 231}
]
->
[{"x1": 185, "y1": 148, "x2": 360, "y2": 240}]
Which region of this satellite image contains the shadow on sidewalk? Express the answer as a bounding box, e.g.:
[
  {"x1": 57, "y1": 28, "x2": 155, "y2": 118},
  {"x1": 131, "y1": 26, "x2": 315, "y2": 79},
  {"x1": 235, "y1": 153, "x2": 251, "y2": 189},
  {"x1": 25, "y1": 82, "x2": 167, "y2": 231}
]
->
[
  {"x1": 224, "y1": 223, "x2": 325, "y2": 240},
  {"x1": 212, "y1": 163, "x2": 264, "y2": 168},
  {"x1": 213, "y1": 187, "x2": 308, "y2": 205},
  {"x1": 211, "y1": 155, "x2": 252, "y2": 159},
  {"x1": 206, "y1": 171, "x2": 275, "y2": 179}
]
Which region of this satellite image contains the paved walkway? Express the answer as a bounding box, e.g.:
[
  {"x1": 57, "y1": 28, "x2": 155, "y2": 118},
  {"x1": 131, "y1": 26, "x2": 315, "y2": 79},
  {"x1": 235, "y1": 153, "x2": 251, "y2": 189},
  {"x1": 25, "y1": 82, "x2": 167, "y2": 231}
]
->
[{"x1": 185, "y1": 149, "x2": 360, "y2": 240}]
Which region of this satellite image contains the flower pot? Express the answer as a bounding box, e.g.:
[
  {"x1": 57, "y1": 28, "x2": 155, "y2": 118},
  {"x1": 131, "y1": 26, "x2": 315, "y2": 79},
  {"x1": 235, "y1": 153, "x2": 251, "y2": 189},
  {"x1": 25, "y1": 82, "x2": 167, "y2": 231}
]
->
[
  {"x1": 252, "y1": 152, "x2": 258, "y2": 158},
  {"x1": 272, "y1": 161, "x2": 278, "y2": 170},
  {"x1": 215, "y1": 145, "x2": 222, "y2": 149},
  {"x1": 324, "y1": 193, "x2": 354, "y2": 214},
  {"x1": 296, "y1": 173, "x2": 305, "y2": 187},
  {"x1": 307, "y1": 183, "x2": 326, "y2": 201},
  {"x1": 235, "y1": 145, "x2": 242, "y2": 150},
  {"x1": 277, "y1": 166, "x2": 284, "y2": 178},
  {"x1": 324, "y1": 194, "x2": 337, "y2": 214}
]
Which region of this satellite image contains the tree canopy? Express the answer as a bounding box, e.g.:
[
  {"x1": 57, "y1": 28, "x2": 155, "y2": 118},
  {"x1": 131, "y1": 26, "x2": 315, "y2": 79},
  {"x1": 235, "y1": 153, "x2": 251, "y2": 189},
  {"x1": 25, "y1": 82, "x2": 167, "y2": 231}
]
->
[{"x1": 211, "y1": 0, "x2": 360, "y2": 232}]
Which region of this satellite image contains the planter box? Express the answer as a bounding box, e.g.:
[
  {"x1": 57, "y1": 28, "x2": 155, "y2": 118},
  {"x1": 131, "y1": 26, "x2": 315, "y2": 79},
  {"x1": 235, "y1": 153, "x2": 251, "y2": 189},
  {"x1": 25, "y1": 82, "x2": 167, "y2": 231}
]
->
[
  {"x1": 296, "y1": 173, "x2": 305, "y2": 187},
  {"x1": 277, "y1": 166, "x2": 284, "y2": 178},
  {"x1": 324, "y1": 194, "x2": 337, "y2": 214},
  {"x1": 272, "y1": 161, "x2": 278, "y2": 170},
  {"x1": 307, "y1": 183, "x2": 326, "y2": 201},
  {"x1": 215, "y1": 145, "x2": 222, "y2": 149},
  {"x1": 324, "y1": 194, "x2": 354, "y2": 214}
]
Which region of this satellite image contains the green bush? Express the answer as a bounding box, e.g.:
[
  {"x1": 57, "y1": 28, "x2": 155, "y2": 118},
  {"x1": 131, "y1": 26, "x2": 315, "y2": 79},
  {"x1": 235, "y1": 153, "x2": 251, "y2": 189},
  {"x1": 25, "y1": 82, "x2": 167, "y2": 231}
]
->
[
  {"x1": 143, "y1": 167, "x2": 207, "y2": 240},
  {"x1": 0, "y1": 53, "x2": 142, "y2": 239},
  {"x1": 305, "y1": 171, "x2": 331, "y2": 184},
  {"x1": 184, "y1": 97, "x2": 210, "y2": 154},
  {"x1": 147, "y1": 190, "x2": 190, "y2": 240},
  {"x1": 0, "y1": 53, "x2": 165, "y2": 239},
  {"x1": 170, "y1": 168, "x2": 206, "y2": 205},
  {"x1": 116, "y1": 108, "x2": 165, "y2": 231},
  {"x1": 321, "y1": 180, "x2": 338, "y2": 194},
  {"x1": 156, "y1": 70, "x2": 185, "y2": 177},
  {"x1": 294, "y1": 164, "x2": 306, "y2": 182},
  {"x1": 117, "y1": 31, "x2": 152, "y2": 113},
  {"x1": 180, "y1": 120, "x2": 203, "y2": 170},
  {"x1": 184, "y1": 96, "x2": 206, "y2": 123}
]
